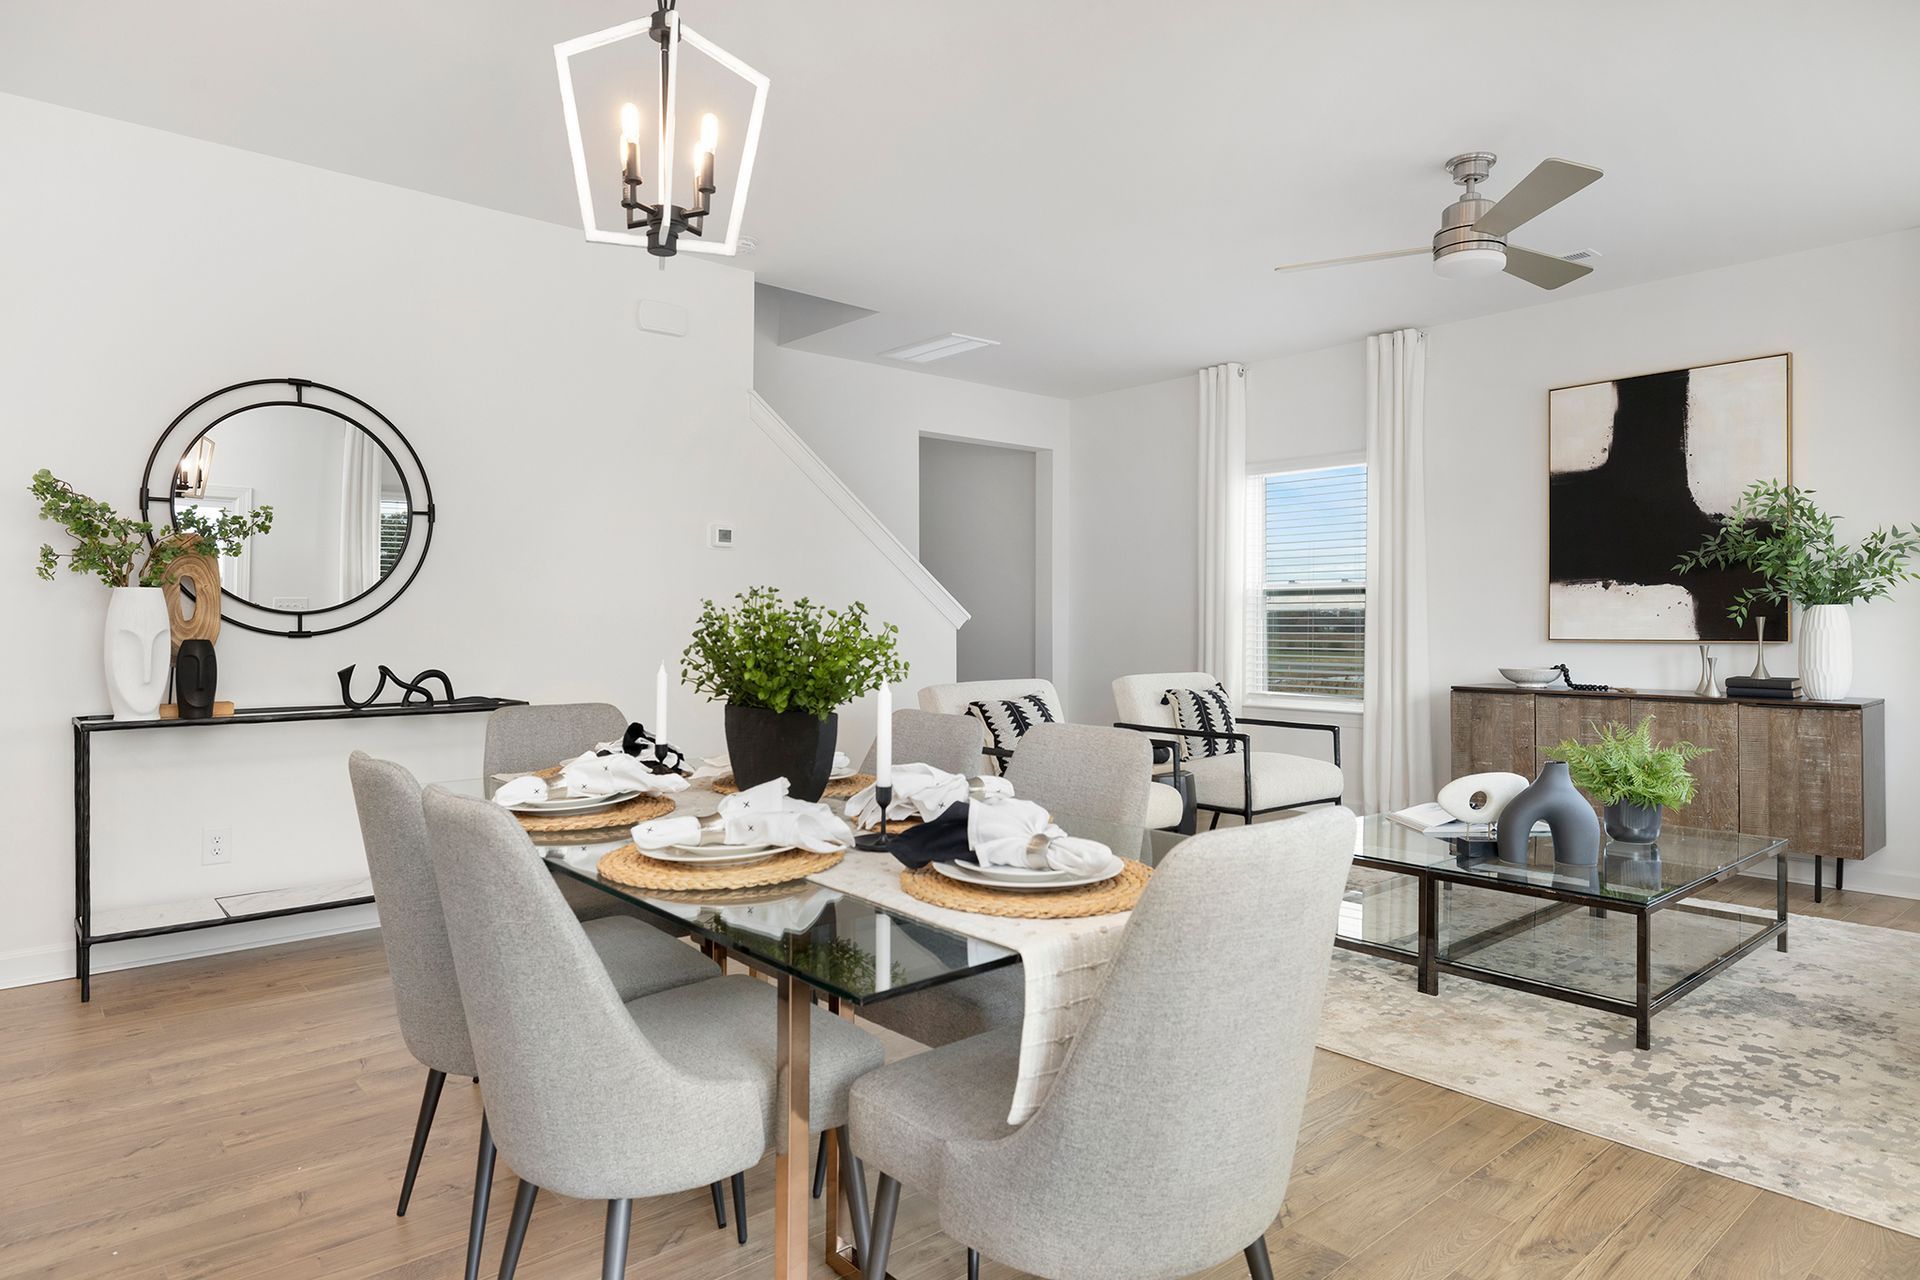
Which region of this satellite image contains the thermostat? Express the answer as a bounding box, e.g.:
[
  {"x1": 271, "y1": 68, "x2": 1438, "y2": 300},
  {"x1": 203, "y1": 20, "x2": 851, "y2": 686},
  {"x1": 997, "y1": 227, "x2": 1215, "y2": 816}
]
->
[{"x1": 708, "y1": 523, "x2": 735, "y2": 549}]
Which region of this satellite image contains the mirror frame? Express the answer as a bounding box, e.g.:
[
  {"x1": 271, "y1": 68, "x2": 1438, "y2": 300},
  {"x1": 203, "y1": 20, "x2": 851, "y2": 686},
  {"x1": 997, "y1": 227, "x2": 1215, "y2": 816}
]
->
[{"x1": 138, "y1": 378, "x2": 434, "y2": 638}]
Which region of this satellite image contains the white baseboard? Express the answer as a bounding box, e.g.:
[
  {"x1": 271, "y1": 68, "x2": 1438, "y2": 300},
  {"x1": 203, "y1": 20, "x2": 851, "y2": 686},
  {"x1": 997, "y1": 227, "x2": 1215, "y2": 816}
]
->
[{"x1": 0, "y1": 905, "x2": 381, "y2": 992}]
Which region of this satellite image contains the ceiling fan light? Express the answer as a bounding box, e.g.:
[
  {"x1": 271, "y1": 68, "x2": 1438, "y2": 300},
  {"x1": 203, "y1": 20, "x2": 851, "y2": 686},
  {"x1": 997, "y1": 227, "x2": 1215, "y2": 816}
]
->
[{"x1": 1433, "y1": 246, "x2": 1507, "y2": 280}]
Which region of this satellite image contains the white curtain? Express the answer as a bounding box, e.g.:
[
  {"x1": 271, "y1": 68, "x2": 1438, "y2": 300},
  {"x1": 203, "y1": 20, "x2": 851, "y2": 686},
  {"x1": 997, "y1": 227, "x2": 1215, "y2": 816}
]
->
[
  {"x1": 338, "y1": 433, "x2": 383, "y2": 600},
  {"x1": 1363, "y1": 329, "x2": 1432, "y2": 812},
  {"x1": 1197, "y1": 362, "x2": 1248, "y2": 701}
]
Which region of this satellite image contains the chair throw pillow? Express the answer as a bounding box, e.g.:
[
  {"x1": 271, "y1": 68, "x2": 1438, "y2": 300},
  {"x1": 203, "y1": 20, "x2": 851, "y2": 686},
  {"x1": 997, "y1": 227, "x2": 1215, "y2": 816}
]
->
[
  {"x1": 1164, "y1": 684, "x2": 1242, "y2": 758},
  {"x1": 965, "y1": 695, "x2": 1058, "y2": 758}
]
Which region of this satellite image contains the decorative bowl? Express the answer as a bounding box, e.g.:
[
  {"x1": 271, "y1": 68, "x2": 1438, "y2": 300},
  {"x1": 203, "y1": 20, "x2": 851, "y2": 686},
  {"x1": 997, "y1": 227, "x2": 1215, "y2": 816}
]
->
[{"x1": 1498, "y1": 666, "x2": 1561, "y2": 688}]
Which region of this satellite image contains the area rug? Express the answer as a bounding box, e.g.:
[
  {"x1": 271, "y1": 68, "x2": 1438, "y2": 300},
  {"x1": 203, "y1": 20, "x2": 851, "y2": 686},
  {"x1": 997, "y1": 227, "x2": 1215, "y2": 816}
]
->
[{"x1": 1315, "y1": 886, "x2": 1920, "y2": 1236}]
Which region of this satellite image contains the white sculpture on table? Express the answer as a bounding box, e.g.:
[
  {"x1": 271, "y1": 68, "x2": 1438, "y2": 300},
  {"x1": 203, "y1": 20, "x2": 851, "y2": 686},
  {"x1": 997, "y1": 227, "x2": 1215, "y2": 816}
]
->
[{"x1": 1437, "y1": 771, "x2": 1531, "y2": 827}]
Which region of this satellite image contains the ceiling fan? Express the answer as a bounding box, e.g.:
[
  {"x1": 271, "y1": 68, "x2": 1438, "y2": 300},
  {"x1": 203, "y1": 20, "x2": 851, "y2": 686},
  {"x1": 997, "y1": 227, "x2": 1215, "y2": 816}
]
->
[{"x1": 1273, "y1": 152, "x2": 1604, "y2": 290}]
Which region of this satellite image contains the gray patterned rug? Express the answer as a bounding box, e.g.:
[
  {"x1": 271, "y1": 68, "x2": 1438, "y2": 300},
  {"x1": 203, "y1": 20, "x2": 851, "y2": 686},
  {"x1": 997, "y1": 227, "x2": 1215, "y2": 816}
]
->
[{"x1": 1316, "y1": 886, "x2": 1920, "y2": 1236}]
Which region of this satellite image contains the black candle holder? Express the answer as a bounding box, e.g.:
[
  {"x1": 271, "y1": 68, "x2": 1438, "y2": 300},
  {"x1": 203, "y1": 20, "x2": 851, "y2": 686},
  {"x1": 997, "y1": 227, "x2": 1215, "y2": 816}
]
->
[{"x1": 854, "y1": 784, "x2": 894, "y2": 851}]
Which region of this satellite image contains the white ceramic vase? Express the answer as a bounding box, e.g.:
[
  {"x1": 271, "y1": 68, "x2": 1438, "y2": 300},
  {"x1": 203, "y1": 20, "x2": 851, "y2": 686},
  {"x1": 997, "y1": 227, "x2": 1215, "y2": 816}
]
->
[
  {"x1": 1798, "y1": 603, "x2": 1853, "y2": 702},
  {"x1": 105, "y1": 585, "x2": 171, "y2": 721}
]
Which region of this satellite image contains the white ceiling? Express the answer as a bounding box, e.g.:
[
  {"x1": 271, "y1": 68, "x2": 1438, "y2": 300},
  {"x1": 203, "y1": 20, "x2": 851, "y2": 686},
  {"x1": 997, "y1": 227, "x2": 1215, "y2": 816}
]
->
[{"x1": 4, "y1": 1, "x2": 1918, "y2": 398}]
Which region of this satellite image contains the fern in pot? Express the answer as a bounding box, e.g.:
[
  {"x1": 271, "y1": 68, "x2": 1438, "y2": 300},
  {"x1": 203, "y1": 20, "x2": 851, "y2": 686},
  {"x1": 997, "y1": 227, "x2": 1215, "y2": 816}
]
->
[
  {"x1": 1547, "y1": 718, "x2": 1707, "y2": 844},
  {"x1": 681, "y1": 587, "x2": 907, "y2": 801},
  {"x1": 1677, "y1": 480, "x2": 1919, "y2": 700}
]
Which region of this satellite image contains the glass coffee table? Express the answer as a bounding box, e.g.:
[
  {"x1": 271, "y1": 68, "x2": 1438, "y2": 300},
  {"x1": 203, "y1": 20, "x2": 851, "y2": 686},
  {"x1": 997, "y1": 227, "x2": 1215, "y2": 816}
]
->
[{"x1": 1331, "y1": 815, "x2": 1788, "y2": 1049}]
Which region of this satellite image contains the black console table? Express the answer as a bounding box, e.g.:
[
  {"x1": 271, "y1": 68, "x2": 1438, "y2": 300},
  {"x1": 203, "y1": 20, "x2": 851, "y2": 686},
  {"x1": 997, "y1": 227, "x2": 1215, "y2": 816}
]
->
[{"x1": 72, "y1": 697, "x2": 523, "y2": 1001}]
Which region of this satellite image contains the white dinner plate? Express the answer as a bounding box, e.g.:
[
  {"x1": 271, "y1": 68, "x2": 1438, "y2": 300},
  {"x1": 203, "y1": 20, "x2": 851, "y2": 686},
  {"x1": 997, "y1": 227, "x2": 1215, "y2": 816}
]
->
[
  {"x1": 949, "y1": 859, "x2": 1066, "y2": 881},
  {"x1": 643, "y1": 842, "x2": 788, "y2": 866},
  {"x1": 931, "y1": 860, "x2": 1121, "y2": 892},
  {"x1": 829, "y1": 765, "x2": 857, "y2": 780},
  {"x1": 504, "y1": 788, "x2": 644, "y2": 815}
]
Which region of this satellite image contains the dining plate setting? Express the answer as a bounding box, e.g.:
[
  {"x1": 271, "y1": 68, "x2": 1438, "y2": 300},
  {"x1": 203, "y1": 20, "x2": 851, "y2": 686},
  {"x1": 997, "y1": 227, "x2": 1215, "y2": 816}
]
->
[
  {"x1": 502, "y1": 788, "x2": 645, "y2": 815},
  {"x1": 930, "y1": 859, "x2": 1122, "y2": 892}
]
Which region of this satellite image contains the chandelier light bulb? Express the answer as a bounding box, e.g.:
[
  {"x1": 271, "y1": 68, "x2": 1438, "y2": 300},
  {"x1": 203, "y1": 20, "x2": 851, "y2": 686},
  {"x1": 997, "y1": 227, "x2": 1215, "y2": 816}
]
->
[
  {"x1": 697, "y1": 112, "x2": 719, "y2": 154},
  {"x1": 620, "y1": 102, "x2": 641, "y2": 144}
]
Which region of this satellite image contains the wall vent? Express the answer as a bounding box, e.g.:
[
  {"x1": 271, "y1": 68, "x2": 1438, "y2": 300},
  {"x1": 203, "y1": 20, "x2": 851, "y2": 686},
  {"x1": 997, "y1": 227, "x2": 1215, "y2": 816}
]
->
[{"x1": 880, "y1": 333, "x2": 1000, "y2": 363}]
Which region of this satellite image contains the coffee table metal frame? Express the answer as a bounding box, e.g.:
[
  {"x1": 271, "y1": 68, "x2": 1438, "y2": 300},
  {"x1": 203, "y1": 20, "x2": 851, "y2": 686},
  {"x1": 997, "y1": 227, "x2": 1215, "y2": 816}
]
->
[{"x1": 1339, "y1": 836, "x2": 1788, "y2": 1050}]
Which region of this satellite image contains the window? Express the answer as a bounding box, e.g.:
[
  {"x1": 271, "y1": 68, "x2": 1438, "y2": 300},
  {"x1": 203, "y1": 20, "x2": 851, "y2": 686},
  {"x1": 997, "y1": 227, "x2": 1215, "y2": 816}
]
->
[
  {"x1": 1248, "y1": 462, "x2": 1366, "y2": 701},
  {"x1": 378, "y1": 498, "x2": 409, "y2": 578}
]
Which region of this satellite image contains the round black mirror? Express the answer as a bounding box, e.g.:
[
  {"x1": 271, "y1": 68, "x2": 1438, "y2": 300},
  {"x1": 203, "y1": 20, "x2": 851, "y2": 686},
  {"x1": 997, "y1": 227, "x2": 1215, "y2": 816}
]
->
[{"x1": 140, "y1": 379, "x2": 433, "y2": 637}]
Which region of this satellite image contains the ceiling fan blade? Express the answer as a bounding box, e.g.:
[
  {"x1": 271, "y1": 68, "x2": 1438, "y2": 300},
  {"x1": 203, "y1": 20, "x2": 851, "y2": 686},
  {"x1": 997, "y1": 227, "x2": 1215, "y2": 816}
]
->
[
  {"x1": 1272, "y1": 247, "x2": 1427, "y2": 274},
  {"x1": 1502, "y1": 244, "x2": 1593, "y2": 290},
  {"x1": 1474, "y1": 158, "x2": 1603, "y2": 238}
]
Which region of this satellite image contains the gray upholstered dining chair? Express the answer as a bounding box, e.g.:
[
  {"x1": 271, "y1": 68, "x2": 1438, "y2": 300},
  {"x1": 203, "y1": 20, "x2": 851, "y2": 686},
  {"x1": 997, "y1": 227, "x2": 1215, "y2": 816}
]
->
[
  {"x1": 347, "y1": 752, "x2": 725, "y2": 1280},
  {"x1": 418, "y1": 785, "x2": 886, "y2": 1280},
  {"x1": 1112, "y1": 671, "x2": 1343, "y2": 829},
  {"x1": 482, "y1": 701, "x2": 629, "y2": 777},
  {"x1": 850, "y1": 807, "x2": 1359, "y2": 1280},
  {"x1": 856, "y1": 720, "x2": 1152, "y2": 1063},
  {"x1": 856, "y1": 707, "x2": 987, "y2": 776},
  {"x1": 920, "y1": 679, "x2": 1189, "y2": 831}
]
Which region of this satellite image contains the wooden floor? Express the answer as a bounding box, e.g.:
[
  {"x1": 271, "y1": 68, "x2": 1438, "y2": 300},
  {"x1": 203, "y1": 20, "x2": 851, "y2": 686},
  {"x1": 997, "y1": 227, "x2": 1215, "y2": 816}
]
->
[{"x1": 2, "y1": 876, "x2": 1916, "y2": 1280}]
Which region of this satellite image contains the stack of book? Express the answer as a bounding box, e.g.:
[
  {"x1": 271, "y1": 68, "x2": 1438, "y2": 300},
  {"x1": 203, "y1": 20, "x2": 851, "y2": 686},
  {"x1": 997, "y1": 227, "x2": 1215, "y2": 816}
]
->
[{"x1": 1725, "y1": 675, "x2": 1803, "y2": 700}]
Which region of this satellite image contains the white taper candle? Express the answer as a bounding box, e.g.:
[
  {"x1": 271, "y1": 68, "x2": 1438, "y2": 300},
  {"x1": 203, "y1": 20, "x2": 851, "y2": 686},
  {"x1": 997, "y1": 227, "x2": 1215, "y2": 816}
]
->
[
  {"x1": 875, "y1": 684, "x2": 893, "y2": 788},
  {"x1": 655, "y1": 662, "x2": 669, "y2": 742}
]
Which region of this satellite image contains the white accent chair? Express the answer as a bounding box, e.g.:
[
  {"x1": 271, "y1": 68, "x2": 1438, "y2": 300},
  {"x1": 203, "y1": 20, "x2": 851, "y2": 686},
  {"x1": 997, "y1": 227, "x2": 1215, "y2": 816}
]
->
[
  {"x1": 1112, "y1": 672, "x2": 1343, "y2": 829},
  {"x1": 919, "y1": 679, "x2": 1192, "y2": 831}
]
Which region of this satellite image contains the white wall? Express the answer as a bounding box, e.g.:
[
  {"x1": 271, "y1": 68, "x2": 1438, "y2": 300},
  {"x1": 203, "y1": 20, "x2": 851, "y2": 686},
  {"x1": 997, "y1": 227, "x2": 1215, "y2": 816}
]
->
[
  {"x1": 753, "y1": 290, "x2": 1073, "y2": 688},
  {"x1": 0, "y1": 93, "x2": 957, "y2": 988},
  {"x1": 920, "y1": 438, "x2": 1037, "y2": 681},
  {"x1": 1067, "y1": 375, "x2": 1199, "y2": 721}
]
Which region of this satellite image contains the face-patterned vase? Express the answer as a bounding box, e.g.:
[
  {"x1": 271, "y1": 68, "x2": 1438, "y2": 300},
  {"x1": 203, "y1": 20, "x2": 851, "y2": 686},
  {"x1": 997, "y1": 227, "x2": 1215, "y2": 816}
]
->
[{"x1": 105, "y1": 586, "x2": 171, "y2": 721}]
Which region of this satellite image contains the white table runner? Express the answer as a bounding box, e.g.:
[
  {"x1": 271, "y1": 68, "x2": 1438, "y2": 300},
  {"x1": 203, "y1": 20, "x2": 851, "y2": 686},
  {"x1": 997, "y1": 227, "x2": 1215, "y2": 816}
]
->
[{"x1": 808, "y1": 846, "x2": 1133, "y2": 1124}]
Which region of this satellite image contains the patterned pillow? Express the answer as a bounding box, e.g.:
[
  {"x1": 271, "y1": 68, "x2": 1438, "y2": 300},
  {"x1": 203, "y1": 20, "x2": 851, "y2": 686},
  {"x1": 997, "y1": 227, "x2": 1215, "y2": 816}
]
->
[
  {"x1": 965, "y1": 694, "x2": 1058, "y2": 758},
  {"x1": 1163, "y1": 684, "x2": 1242, "y2": 758}
]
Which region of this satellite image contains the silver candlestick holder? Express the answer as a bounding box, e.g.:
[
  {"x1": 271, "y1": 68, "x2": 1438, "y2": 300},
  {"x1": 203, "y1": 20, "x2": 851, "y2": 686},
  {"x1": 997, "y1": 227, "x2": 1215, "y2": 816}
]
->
[{"x1": 1749, "y1": 616, "x2": 1772, "y2": 679}]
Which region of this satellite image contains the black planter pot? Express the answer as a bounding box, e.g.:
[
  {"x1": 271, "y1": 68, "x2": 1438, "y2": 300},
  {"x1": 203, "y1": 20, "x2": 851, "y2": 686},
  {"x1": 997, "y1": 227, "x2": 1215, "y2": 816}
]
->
[
  {"x1": 725, "y1": 704, "x2": 837, "y2": 802},
  {"x1": 1603, "y1": 800, "x2": 1663, "y2": 844}
]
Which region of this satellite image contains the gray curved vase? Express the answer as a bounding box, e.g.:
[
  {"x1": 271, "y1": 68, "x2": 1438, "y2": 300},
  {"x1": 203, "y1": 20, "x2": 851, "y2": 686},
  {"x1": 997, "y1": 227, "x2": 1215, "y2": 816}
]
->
[{"x1": 1497, "y1": 761, "x2": 1600, "y2": 866}]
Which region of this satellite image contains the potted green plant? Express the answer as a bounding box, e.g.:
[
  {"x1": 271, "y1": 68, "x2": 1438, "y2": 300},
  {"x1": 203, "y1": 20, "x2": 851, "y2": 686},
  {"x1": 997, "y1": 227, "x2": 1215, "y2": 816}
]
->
[
  {"x1": 681, "y1": 587, "x2": 907, "y2": 800},
  {"x1": 1677, "y1": 480, "x2": 1919, "y2": 700},
  {"x1": 31, "y1": 470, "x2": 272, "y2": 720},
  {"x1": 1546, "y1": 717, "x2": 1708, "y2": 844}
]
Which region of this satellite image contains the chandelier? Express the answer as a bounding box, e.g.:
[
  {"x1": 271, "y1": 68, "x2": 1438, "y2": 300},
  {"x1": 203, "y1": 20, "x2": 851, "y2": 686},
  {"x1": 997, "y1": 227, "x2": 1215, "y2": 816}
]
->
[{"x1": 554, "y1": 0, "x2": 769, "y2": 259}]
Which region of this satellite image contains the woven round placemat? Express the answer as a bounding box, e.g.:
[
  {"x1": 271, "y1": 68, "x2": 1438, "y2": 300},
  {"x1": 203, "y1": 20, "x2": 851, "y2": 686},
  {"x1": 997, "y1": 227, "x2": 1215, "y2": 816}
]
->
[
  {"x1": 514, "y1": 794, "x2": 674, "y2": 833},
  {"x1": 708, "y1": 772, "x2": 876, "y2": 801},
  {"x1": 901, "y1": 859, "x2": 1151, "y2": 919},
  {"x1": 596, "y1": 843, "x2": 844, "y2": 891}
]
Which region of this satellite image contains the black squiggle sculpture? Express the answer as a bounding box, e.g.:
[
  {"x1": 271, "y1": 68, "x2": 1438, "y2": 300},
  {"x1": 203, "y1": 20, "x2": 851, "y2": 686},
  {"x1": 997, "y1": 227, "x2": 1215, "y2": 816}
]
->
[
  {"x1": 338, "y1": 664, "x2": 480, "y2": 709},
  {"x1": 597, "y1": 722, "x2": 687, "y2": 775}
]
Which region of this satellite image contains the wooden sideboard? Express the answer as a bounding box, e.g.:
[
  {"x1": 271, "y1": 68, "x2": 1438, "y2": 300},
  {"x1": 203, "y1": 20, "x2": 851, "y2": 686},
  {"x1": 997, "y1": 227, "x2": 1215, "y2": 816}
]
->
[{"x1": 1450, "y1": 685, "x2": 1886, "y2": 897}]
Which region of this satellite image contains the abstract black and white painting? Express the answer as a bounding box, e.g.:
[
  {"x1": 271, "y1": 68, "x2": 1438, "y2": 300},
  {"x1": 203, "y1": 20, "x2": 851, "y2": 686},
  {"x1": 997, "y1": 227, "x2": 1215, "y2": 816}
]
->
[{"x1": 1548, "y1": 353, "x2": 1789, "y2": 641}]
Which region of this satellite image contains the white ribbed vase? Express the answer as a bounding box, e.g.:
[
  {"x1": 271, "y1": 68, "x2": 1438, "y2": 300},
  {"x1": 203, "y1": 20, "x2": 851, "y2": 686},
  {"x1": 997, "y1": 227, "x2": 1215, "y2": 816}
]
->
[{"x1": 1798, "y1": 604, "x2": 1853, "y2": 702}]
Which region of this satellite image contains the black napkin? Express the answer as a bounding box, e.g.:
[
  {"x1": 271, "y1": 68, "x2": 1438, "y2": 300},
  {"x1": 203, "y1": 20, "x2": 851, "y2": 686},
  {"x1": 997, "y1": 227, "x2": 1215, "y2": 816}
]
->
[{"x1": 887, "y1": 803, "x2": 973, "y2": 868}]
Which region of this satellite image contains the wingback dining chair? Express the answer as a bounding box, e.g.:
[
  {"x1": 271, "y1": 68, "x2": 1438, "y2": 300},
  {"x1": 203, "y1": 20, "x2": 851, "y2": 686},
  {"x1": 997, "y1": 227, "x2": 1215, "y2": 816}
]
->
[
  {"x1": 920, "y1": 679, "x2": 1189, "y2": 830},
  {"x1": 850, "y1": 807, "x2": 1359, "y2": 1280},
  {"x1": 1112, "y1": 671, "x2": 1343, "y2": 828},
  {"x1": 347, "y1": 752, "x2": 727, "y2": 1280},
  {"x1": 419, "y1": 786, "x2": 886, "y2": 1280}
]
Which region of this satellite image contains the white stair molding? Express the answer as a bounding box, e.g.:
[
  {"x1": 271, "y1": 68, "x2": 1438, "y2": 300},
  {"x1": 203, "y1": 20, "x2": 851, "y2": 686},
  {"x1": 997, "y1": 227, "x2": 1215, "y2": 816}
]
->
[{"x1": 747, "y1": 390, "x2": 971, "y2": 628}]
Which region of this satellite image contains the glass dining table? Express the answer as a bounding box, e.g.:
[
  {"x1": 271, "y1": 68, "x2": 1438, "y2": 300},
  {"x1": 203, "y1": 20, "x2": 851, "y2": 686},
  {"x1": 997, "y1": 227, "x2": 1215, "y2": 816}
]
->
[{"x1": 434, "y1": 778, "x2": 1176, "y2": 1280}]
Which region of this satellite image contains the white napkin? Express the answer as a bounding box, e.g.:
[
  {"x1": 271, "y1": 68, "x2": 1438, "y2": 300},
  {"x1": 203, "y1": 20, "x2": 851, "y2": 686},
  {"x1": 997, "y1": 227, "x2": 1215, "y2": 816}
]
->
[
  {"x1": 632, "y1": 813, "x2": 705, "y2": 849},
  {"x1": 492, "y1": 774, "x2": 551, "y2": 807},
  {"x1": 559, "y1": 750, "x2": 689, "y2": 797},
  {"x1": 717, "y1": 778, "x2": 854, "y2": 853},
  {"x1": 843, "y1": 763, "x2": 1013, "y2": 828},
  {"x1": 968, "y1": 796, "x2": 1120, "y2": 877}
]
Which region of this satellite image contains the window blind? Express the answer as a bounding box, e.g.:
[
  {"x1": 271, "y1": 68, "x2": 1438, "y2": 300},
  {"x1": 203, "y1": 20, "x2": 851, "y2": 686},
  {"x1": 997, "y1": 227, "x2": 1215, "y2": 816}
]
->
[{"x1": 1248, "y1": 464, "x2": 1366, "y2": 700}]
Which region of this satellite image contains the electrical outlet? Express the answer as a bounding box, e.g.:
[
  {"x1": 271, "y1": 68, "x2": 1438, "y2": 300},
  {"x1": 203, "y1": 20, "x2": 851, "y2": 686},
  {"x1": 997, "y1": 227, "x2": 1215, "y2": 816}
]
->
[{"x1": 203, "y1": 825, "x2": 232, "y2": 867}]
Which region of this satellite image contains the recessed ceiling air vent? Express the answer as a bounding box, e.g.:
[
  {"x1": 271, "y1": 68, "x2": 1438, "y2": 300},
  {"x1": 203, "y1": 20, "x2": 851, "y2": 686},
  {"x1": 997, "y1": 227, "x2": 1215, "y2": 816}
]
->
[
  {"x1": 1559, "y1": 248, "x2": 1603, "y2": 262},
  {"x1": 881, "y1": 333, "x2": 1000, "y2": 363}
]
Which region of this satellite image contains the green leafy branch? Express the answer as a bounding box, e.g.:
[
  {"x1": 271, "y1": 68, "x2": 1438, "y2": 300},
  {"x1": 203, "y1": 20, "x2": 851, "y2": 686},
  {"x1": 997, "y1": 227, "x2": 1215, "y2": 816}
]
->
[
  {"x1": 1547, "y1": 717, "x2": 1708, "y2": 810},
  {"x1": 1675, "y1": 479, "x2": 1920, "y2": 625},
  {"x1": 30, "y1": 469, "x2": 273, "y2": 589},
  {"x1": 680, "y1": 586, "x2": 908, "y2": 720}
]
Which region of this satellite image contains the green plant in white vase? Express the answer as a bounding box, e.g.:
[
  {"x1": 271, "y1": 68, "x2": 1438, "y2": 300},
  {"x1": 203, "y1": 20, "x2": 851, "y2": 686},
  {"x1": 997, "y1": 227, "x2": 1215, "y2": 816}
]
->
[
  {"x1": 30, "y1": 470, "x2": 272, "y2": 719},
  {"x1": 1677, "y1": 480, "x2": 1918, "y2": 701}
]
